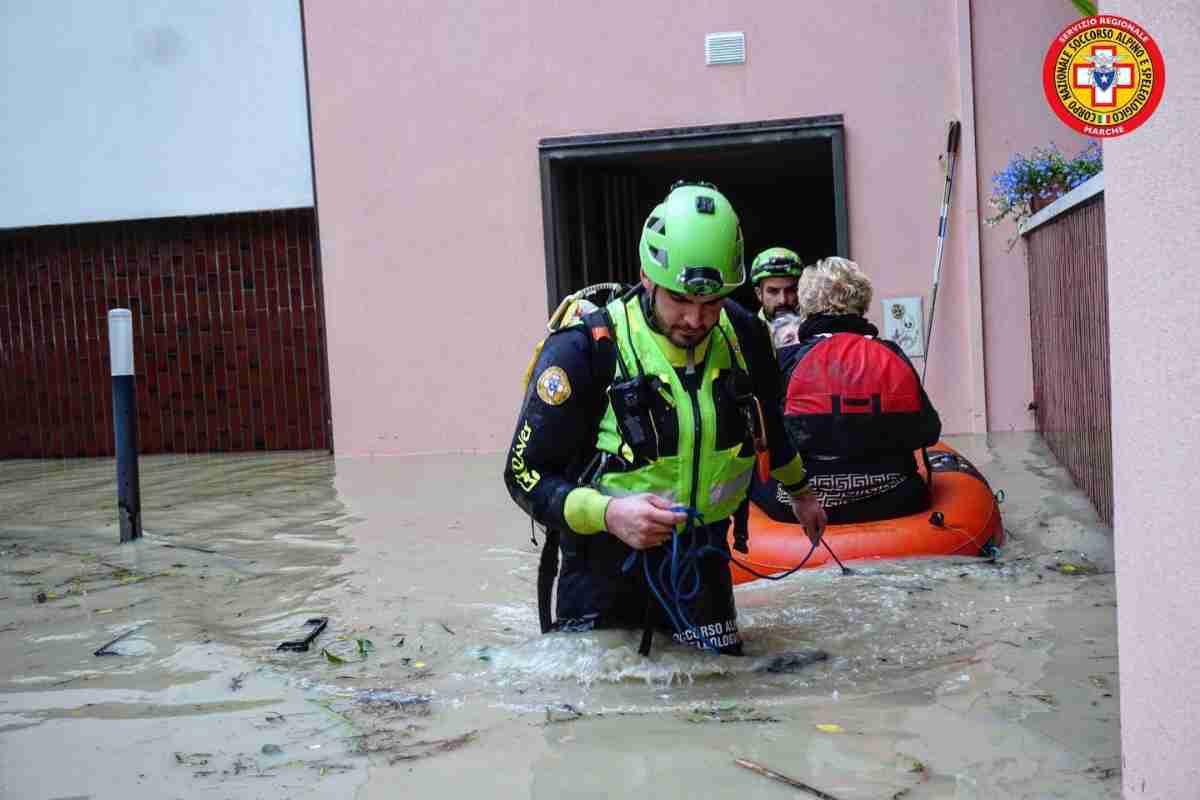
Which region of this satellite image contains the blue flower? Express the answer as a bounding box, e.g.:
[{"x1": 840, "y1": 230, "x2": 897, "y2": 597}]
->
[{"x1": 987, "y1": 142, "x2": 1102, "y2": 227}]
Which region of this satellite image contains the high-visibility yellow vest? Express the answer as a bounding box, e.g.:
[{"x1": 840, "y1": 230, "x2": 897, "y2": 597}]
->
[{"x1": 594, "y1": 297, "x2": 756, "y2": 522}]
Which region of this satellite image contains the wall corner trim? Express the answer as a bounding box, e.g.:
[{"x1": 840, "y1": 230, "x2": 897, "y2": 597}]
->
[{"x1": 957, "y1": 0, "x2": 990, "y2": 433}]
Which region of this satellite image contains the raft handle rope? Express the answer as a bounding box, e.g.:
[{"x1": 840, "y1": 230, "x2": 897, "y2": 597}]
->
[
  {"x1": 621, "y1": 506, "x2": 851, "y2": 652},
  {"x1": 819, "y1": 540, "x2": 855, "y2": 576}
]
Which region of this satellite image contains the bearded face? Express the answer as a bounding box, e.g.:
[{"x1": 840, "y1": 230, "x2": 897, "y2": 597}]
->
[{"x1": 755, "y1": 276, "x2": 799, "y2": 321}]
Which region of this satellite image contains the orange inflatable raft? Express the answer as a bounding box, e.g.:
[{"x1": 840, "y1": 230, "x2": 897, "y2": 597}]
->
[{"x1": 729, "y1": 442, "x2": 1003, "y2": 585}]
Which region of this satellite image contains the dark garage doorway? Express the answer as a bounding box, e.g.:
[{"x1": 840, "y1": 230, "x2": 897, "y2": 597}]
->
[{"x1": 537, "y1": 115, "x2": 848, "y2": 314}]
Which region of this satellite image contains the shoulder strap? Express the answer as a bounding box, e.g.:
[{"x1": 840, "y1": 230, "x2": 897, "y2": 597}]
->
[{"x1": 582, "y1": 307, "x2": 622, "y2": 384}]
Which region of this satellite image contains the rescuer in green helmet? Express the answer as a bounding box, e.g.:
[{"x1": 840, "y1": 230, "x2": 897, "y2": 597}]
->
[
  {"x1": 750, "y1": 246, "x2": 805, "y2": 323},
  {"x1": 504, "y1": 181, "x2": 827, "y2": 656}
]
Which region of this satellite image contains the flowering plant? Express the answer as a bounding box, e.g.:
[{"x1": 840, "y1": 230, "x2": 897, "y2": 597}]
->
[{"x1": 986, "y1": 141, "x2": 1102, "y2": 230}]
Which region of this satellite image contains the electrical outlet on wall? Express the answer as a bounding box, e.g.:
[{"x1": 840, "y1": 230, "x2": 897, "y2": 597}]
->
[{"x1": 881, "y1": 296, "x2": 925, "y2": 358}]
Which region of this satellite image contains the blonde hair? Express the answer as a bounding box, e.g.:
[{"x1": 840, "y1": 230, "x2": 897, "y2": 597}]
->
[{"x1": 797, "y1": 257, "x2": 873, "y2": 317}]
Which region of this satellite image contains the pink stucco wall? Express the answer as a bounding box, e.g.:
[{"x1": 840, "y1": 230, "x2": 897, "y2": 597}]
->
[
  {"x1": 304, "y1": 1, "x2": 1073, "y2": 455},
  {"x1": 1104, "y1": 2, "x2": 1200, "y2": 796},
  {"x1": 971, "y1": 3, "x2": 1091, "y2": 431}
]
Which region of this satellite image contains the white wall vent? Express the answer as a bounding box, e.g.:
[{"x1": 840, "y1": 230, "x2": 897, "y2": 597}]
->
[{"x1": 705, "y1": 32, "x2": 745, "y2": 65}]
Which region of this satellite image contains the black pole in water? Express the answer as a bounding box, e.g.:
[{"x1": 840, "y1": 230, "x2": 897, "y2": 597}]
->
[{"x1": 108, "y1": 309, "x2": 142, "y2": 543}]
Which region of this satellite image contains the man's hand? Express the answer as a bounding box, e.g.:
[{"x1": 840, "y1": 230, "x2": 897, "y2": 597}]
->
[
  {"x1": 604, "y1": 493, "x2": 686, "y2": 550},
  {"x1": 789, "y1": 491, "x2": 827, "y2": 547}
]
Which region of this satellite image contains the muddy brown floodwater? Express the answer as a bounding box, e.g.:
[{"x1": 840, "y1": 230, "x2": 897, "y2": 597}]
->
[{"x1": 0, "y1": 433, "x2": 1119, "y2": 799}]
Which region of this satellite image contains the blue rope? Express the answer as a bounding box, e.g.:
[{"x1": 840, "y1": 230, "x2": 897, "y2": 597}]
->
[
  {"x1": 620, "y1": 504, "x2": 827, "y2": 652},
  {"x1": 616, "y1": 506, "x2": 820, "y2": 652}
]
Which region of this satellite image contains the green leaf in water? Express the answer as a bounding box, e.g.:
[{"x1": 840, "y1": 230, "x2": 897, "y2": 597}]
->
[
  {"x1": 1049, "y1": 561, "x2": 1100, "y2": 575},
  {"x1": 356, "y1": 639, "x2": 375, "y2": 658},
  {"x1": 322, "y1": 648, "x2": 347, "y2": 664}
]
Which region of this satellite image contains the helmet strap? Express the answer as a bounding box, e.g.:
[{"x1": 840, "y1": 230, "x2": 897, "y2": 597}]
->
[{"x1": 640, "y1": 285, "x2": 665, "y2": 336}]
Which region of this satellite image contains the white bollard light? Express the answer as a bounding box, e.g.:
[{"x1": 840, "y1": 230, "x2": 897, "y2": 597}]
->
[{"x1": 108, "y1": 309, "x2": 142, "y2": 542}]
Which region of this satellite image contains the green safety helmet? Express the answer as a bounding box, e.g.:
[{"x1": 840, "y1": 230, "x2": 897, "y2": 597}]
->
[
  {"x1": 638, "y1": 181, "x2": 745, "y2": 298},
  {"x1": 750, "y1": 247, "x2": 804, "y2": 285}
]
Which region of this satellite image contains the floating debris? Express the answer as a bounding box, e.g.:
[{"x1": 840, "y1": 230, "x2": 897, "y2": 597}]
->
[
  {"x1": 349, "y1": 728, "x2": 414, "y2": 755},
  {"x1": 753, "y1": 649, "x2": 829, "y2": 673},
  {"x1": 352, "y1": 689, "x2": 432, "y2": 715},
  {"x1": 150, "y1": 538, "x2": 218, "y2": 555},
  {"x1": 353, "y1": 689, "x2": 430, "y2": 705},
  {"x1": 1084, "y1": 760, "x2": 1121, "y2": 781},
  {"x1": 545, "y1": 704, "x2": 583, "y2": 724},
  {"x1": 1010, "y1": 690, "x2": 1057, "y2": 706},
  {"x1": 313, "y1": 761, "x2": 355, "y2": 775},
  {"x1": 94, "y1": 624, "x2": 147, "y2": 657},
  {"x1": 683, "y1": 704, "x2": 778, "y2": 724},
  {"x1": 277, "y1": 617, "x2": 329, "y2": 652},
  {"x1": 734, "y1": 757, "x2": 843, "y2": 800},
  {"x1": 323, "y1": 637, "x2": 376, "y2": 664},
  {"x1": 1048, "y1": 562, "x2": 1101, "y2": 575},
  {"x1": 387, "y1": 730, "x2": 477, "y2": 763},
  {"x1": 173, "y1": 752, "x2": 212, "y2": 767}
]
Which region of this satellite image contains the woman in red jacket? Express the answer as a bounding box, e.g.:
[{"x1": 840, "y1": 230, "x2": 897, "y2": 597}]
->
[{"x1": 752, "y1": 258, "x2": 941, "y2": 525}]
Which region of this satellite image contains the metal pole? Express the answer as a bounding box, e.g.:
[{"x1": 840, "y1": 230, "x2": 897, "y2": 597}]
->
[
  {"x1": 108, "y1": 309, "x2": 142, "y2": 543},
  {"x1": 922, "y1": 120, "x2": 961, "y2": 384}
]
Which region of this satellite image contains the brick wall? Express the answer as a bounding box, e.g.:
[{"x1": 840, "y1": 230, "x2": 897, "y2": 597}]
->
[{"x1": 0, "y1": 209, "x2": 331, "y2": 458}]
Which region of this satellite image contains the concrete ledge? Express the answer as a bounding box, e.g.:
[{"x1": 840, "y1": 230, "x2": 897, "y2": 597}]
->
[{"x1": 1019, "y1": 172, "x2": 1104, "y2": 237}]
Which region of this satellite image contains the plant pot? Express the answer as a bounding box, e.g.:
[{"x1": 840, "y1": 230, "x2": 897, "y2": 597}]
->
[
  {"x1": 1029, "y1": 194, "x2": 1057, "y2": 214},
  {"x1": 1029, "y1": 183, "x2": 1072, "y2": 214}
]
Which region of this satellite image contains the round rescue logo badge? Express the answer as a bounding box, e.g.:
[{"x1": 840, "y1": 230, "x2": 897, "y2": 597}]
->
[
  {"x1": 1043, "y1": 15, "x2": 1165, "y2": 138},
  {"x1": 536, "y1": 366, "x2": 572, "y2": 406}
]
